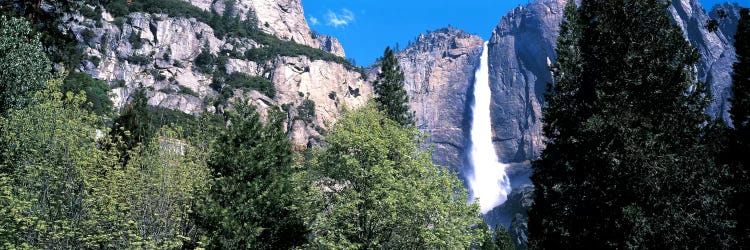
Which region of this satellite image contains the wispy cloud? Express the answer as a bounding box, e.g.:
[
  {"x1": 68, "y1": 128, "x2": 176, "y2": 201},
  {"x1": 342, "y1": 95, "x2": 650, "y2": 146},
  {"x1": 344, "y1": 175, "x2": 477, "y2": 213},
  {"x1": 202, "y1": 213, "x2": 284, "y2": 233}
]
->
[
  {"x1": 326, "y1": 8, "x2": 355, "y2": 28},
  {"x1": 309, "y1": 16, "x2": 320, "y2": 26}
]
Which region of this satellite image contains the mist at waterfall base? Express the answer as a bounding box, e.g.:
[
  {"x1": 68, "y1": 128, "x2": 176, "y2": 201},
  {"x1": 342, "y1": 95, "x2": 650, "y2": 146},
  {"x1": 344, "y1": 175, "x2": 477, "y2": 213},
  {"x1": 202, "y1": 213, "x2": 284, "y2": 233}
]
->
[{"x1": 466, "y1": 42, "x2": 513, "y2": 214}]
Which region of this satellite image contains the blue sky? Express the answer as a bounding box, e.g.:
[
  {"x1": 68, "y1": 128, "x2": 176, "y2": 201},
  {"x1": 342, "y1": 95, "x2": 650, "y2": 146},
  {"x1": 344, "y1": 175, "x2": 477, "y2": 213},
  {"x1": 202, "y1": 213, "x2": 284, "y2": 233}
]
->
[{"x1": 302, "y1": 0, "x2": 745, "y2": 66}]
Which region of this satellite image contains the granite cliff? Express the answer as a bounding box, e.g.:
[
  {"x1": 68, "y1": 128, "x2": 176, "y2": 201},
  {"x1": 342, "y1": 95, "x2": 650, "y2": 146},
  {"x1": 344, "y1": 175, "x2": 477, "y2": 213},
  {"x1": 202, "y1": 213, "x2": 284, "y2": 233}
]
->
[
  {"x1": 368, "y1": 28, "x2": 484, "y2": 169},
  {"x1": 60, "y1": 0, "x2": 370, "y2": 147}
]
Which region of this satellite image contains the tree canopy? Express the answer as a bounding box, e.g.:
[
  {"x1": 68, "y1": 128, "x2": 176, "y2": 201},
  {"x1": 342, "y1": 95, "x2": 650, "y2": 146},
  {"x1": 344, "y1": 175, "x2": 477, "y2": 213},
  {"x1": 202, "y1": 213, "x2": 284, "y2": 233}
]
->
[
  {"x1": 530, "y1": 0, "x2": 732, "y2": 248},
  {"x1": 306, "y1": 104, "x2": 483, "y2": 249}
]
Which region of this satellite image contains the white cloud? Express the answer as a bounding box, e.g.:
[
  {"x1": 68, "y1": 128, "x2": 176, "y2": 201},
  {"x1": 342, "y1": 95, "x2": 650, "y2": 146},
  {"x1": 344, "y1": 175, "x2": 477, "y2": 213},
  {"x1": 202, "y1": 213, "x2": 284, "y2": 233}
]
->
[
  {"x1": 326, "y1": 8, "x2": 355, "y2": 28},
  {"x1": 309, "y1": 16, "x2": 320, "y2": 26}
]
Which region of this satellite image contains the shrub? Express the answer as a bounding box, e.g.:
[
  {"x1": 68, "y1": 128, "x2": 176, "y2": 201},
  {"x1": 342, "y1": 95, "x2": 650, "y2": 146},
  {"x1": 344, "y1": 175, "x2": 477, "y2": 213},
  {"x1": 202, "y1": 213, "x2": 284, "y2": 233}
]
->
[
  {"x1": 128, "y1": 54, "x2": 153, "y2": 65},
  {"x1": 225, "y1": 72, "x2": 275, "y2": 98},
  {"x1": 195, "y1": 48, "x2": 215, "y2": 73},
  {"x1": 296, "y1": 99, "x2": 316, "y2": 123},
  {"x1": 81, "y1": 28, "x2": 95, "y2": 43},
  {"x1": 129, "y1": 31, "x2": 142, "y2": 49},
  {"x1": 63, "y1": 72, "x2": 114, "y2": 115},
  {"x1": 178, "y1": 85, "x2": 199, "y2": 97}
]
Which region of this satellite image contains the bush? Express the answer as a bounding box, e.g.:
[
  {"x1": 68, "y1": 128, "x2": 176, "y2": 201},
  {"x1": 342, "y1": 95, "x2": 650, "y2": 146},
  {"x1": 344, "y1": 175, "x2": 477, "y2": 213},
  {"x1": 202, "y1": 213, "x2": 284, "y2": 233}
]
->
[
  {"x1": 106, "y1": 1, "x2": 130, "y2": 17},
  {"x1": 128, "y1": 55, "x2": 153, "y2": 65},
  {"x1": 89, "y1": 56, "x2": 101, "y2": 67},
  {"x1": 81, "y1": 28, "x2": 95, "y2": 43},
  {"x1": 296, "y1": 99, "x2": 316, "y2": 123},
  {"x1": 129, "y1": 31, "x2": 142, "y2": 49},
  {"x1": 63, "y1": 72, "x2": 114, "y2": 116},
  {"x1": 225, "y1": 72, "x2": 275, "y2": 98},
  {"x1": 195, "y1": 48, "x2": 215, "y2": 73},
  {"x1": 178, "y1": 85, "x2": 199, "y2": 97}
]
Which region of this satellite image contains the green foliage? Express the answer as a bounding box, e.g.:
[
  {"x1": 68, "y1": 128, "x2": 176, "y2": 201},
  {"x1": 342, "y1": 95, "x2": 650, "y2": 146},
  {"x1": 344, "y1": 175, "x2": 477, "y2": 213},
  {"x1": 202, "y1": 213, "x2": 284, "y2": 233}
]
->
[
  {"x1": 529, "y1": 1, "x2": 732, "y2": 248},
  {"x1": 81, "y1": 28, "x2": 95, "y2": 43},
  {"x1": 129, "y1": 31, "x2": 143, "y2": 49},
  {"x1": 128, "y1": 54, "x2": 153, "y2": 65},
  {"x1": 178, "y1": 85, "x2": 199, "y2": 97},
  {"x1": 110, "y1": 128, "x2": 211, "y2": 249},
  {"x1": 105, "y1": 0, "x2": 129, "y2": 17},
  {"x1": 194, "y1": 105, "x2": 308, "y2": 249},
  {"x1": 0, "y1": 77, "x2": 139, "y2": 248},
  {"x1": 243, "y1": 35, "x2": 360, "y2": 71},
  {"x1": 478, "y1": 223, "x2": 514, "y2": 250},
  {"x1": 195, "y1": 47, "x2": 215, "y2": 74},
  {"x1": 108, "y1": 0, "x2": 211, "y2": 22},
  {"x1": 223, "y1": 72, "x2": 275, "y2": 98},
  {"x1": 306, "y1": 104, "x2": 483, "y2": 249},
  {"x1": 0, "y1": 16, "x2": 52, "y2": 114},
  {"x1": 63, "y1": 72, "x2": 113, "y2": 116},
  {"x1": 296, "y1": 99, "x2": 316, "y2": 124},
  {"x1": 79, "y1": 4, "x2": 100, "y2": 20},
  {"x1": 110, "y1": 87, "x2": 154, "y2": 165},
  {"x1": 373, "y1": 47, "x2": 414, "y2": 127},
  {"x1": 729, "y1": 7, "x2": 750, "y2": 246}
]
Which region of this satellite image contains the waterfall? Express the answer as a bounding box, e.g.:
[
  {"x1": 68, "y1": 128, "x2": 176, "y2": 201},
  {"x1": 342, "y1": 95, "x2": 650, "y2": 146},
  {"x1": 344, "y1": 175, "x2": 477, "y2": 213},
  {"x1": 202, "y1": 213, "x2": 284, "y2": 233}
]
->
[{"x1": 467, "y1": 42, "x2": 512, "y2": 214}]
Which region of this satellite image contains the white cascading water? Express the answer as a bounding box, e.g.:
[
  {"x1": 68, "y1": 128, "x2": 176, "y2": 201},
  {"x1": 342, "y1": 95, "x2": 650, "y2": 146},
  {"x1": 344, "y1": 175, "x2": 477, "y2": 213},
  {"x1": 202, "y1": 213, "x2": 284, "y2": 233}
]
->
[{"x1": 467, "y1": 42, "x2": 512, "y2": 214}]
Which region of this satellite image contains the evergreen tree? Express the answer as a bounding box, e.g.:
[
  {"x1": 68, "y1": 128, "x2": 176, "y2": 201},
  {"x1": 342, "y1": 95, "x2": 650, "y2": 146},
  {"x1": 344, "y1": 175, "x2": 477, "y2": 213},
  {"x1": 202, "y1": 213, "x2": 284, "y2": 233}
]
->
[
  {"x1": 530, "y1": 0, "x2": 730, "y2": 248},
  {"x1": 194, "y1": 105, "x2": 307, "y2": 249},
  {"x1": 0, "y1": 15, "x2": 51, "y2": 114},
  {"x1": 373, "y1": 47, "x2": 414, "y2": 127},
  {"x1": 110, "y1": 86, "x2": 154, "y2": 164},
  {"x1": 478, "y1": 223, "x2": 514, "y2": 250},
  {"x1": 729, "y1": 7, "x2": 750, "y2": 246},
  {"x1": 307, "y1": 104, "x2": 483, "y2": 249},
  {"x1": 529, "y1": 1, "x2": 587, "y2": 247}
]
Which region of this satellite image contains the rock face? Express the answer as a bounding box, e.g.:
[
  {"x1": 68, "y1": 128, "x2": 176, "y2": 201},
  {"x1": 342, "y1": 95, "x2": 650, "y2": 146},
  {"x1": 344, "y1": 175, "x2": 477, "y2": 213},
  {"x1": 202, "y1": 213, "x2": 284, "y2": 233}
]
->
[
  {"x1": 316, "y1": 34, "x2": 347, "y2": 58},
  {"x1": 210, "y1": 0, "x2": 319, "y2": 48},
  {"x1": 476, "y1": 0, "x2": 742, "y2": 248},
  {"x1": 486, "y1": 0, "x2": 740, "y2": 166},
  {"x1": 63, "y1": 0, "x2": 369, "y2": 147},
  {"x1": 488, "y1": 0, "x2": 566, "y2": 166},
  {"x1": 68, "y1": 12, "x2": 221, "y2": 114},
  {"x1": 669, "y1": 0, "x2": 740, "y2": 122},
  {"x1": 370, "y1": 27, "x2": 484, "y2": 169}
]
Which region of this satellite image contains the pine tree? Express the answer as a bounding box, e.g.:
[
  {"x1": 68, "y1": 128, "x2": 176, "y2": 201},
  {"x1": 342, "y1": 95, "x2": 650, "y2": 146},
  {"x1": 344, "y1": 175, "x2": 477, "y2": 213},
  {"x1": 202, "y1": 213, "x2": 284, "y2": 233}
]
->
[
  {"x1": 729, "y1": 7, "x2": 750, "y2": 246},
  {"x1": 373, "y1": 47, "x2": 414, "y2": 127},
  {"x1": 529, "y1": 1, "x2": 587, "y2": 247},
  {"x1": 110, "y1": 86, "x2": 154, "y2": 165},
  {"x1": 530, "y1": 0, "x2": 729, "y2": 248},
  {"x1": 194, "y1": 105, "x2": 307, "y2": 249}
]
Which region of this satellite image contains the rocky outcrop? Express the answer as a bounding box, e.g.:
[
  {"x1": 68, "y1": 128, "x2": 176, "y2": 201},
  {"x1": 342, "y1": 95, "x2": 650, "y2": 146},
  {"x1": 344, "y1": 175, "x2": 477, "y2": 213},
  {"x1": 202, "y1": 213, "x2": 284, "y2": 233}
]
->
[
  {"x1": 210, "y1": 0, "x2": 319, "y2": 48},
  {"x1": 64, "y1": 1, "x2": 369, "y2": 147},
  {"x1": 369, "y1": 27, "x2": 484, "y2": 169},
  {"x1": 488, "y1": 0, "x2": 565, "y2": 165},
  {"x1": 669, "y1": 0, "x2": 739, "y2": 122},
  {"x1": 68, "y1": 12, "x2": 221, "y2": 114},
  {"x1": 711, "y1": 3, "x2": 743, "y2": 43},
  {"x1": 316, "y1": 34, "x2": 347, "y2": 58},
  {"x1": 268, "y1": 56, "x2": 371, "y2": 146},
  {"x1": 478, "y1": 0, "x2": 742, "y2": 248},
  {"x1": 486, "y1": 0, "x2": 740, "y2": 166}
]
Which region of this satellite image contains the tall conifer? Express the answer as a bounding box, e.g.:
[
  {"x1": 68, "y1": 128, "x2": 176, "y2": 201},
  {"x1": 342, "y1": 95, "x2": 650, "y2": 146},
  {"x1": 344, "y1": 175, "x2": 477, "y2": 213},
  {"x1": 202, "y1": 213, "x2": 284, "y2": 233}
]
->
[
  {"x1": 729, "y1": 7, "x2": 750, "y2": 246},
  {"x1": 530, "y1": 0, "x2": 729, "y2": 248},
  {"x1": 374, "y1": 47, "x2": 414, "y2": 127}
]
